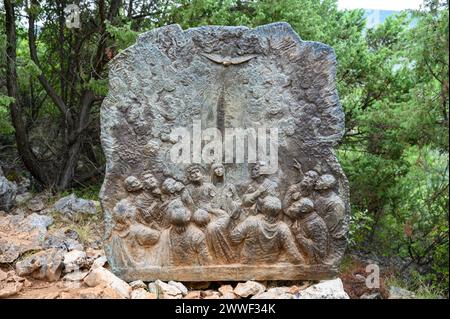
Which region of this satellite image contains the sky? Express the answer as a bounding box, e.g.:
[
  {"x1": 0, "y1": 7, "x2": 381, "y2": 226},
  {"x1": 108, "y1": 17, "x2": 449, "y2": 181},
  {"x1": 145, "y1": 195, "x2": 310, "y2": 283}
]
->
[{"x1": 338, "y1": 0, "x2": 423, "y2": 11}]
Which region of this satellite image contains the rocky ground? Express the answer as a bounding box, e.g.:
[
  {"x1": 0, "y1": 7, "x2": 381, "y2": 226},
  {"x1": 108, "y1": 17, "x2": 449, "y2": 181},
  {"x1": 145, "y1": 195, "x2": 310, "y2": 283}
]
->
[{"x1": 0, "y1": 185, "x2": 417, "y2": 299}]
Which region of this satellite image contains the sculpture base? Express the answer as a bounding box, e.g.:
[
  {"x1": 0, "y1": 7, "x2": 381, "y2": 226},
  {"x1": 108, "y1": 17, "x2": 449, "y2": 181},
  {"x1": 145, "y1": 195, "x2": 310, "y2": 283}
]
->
[{"x1": 112, "y1": 264, "x2": 339, "y2": 282}]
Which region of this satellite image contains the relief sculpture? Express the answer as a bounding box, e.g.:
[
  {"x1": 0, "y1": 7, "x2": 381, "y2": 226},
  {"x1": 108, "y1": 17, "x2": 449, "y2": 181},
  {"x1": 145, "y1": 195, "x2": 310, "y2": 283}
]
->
[{"x1": 100, "y1": 22, "x2": 350, "y2": 281}]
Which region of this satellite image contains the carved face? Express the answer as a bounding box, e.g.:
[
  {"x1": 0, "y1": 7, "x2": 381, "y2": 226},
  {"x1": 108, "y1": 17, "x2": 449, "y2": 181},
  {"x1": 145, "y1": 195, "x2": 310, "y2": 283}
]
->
[
  {"x1": 169, "y1": 205, "x2": 190, "y2": 226},
  {"x1": 188, "y1": 167, "x2": 203, "y2": 183},
  {"x1": 300, "y1": 170, "x2": 319, "y2": 192},
  {"x1": 213, "y1": 165, "x2": 224, "y2": 177},
  {"x1": 162, "y1": 178, "x2": 184, "y2": 194},
  {"x1": 315, "y1": 174, "x2": 336, "y2": 191},
  {"x1": 124, "y1": 176, "x2": 143, "y2": 192},
  {"x1": 143, "y1": 174, "x2": 159, "y2": 190},
  {"x1": 250, "y1": 163, "x2": 261, "y2": 179},
  {"x1": 251, "y1": 161, "x2": 268, "y2": 179},
  {"x1": 113, "y1": 199, "x2": 136, "y2": 224},
  {"x1": 192, "y1": 209, "x2": 210, "y2": 227},
  {"x1": 288, "y1": 198, "x2": 314, "y2": 217}
]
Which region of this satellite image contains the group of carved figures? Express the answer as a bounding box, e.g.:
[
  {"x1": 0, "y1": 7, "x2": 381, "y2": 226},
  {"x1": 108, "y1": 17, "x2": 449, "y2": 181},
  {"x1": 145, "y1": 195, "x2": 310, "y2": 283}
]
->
[{"x1": 109, "y1": 160, "x2": 346, "y2": 268}]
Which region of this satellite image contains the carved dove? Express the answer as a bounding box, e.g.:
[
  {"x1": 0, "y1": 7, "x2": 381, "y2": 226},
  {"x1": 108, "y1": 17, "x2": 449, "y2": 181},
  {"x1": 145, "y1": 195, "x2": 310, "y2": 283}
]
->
[{"x1": 200, "y1": 53, "x2": 258, "y2": 66}]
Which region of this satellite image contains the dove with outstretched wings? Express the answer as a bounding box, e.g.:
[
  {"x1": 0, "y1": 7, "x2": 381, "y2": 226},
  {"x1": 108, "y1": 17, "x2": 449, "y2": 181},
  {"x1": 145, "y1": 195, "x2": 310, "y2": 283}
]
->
[{"x1": 200, "y1": 53, "x2": 258, "y2": 66}]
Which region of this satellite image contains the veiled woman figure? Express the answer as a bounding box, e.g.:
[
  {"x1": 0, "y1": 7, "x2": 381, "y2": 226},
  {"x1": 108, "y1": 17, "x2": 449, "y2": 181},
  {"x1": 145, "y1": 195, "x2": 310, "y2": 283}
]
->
[{"x1": 210, "y1": 163, "x2": 243, "y2": 226}]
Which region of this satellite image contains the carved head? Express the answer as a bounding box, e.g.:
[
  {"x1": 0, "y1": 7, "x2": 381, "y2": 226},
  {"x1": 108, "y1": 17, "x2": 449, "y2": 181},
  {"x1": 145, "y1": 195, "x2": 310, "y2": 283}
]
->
[
  {"x1": 142, "y1": 172, "x2": 159, "y2": 190},
  {"x1": 288, "y1": 198, "x2": 315, "y2": 218},
  {"x1": 162, "y1": 178, "x2": 185, "y2": 194},
  {"x1": 168, "y1": 199, "x2": 190, "y2": 226},
  {"x1": 250, "y1": 161, "x2": 268, "y2": 179},
  {"x1": 315, "y1": 174, "x2": 336, "y2": 191},
  {"x1": 300, "y1": 170, "x2": 319, "y2": 193},
  {"x1": 112, "y1": 199, "x2": 137, "y2": 224},
  {"x1": 124, "y1": 176, "x2": 143, "y2": 192},
  {"x1": 260, "y1": 196, "x2": 282, "y2": 218},
  {"x1": 192, "y1": 209, "x2": 210, "y2": 227},
  {"x1": 186, "y1": 164, "x2": 204, "y2": 183},
  {"x1": 211, "y1": 163, "x2": 224, "y2": 177}
]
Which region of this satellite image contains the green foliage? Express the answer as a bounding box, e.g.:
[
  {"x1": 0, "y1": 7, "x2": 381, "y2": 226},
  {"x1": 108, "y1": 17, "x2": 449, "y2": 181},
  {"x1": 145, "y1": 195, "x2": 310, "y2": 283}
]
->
[
  {"x1": 0, "y1": 95, "x2": 15, "y2": 135},
  {"x1": 386, "y1": 270, "x2": 448, "y2": 299},
  {"x1": 84, "y1": 79, "x2": 109, "y2": 97},
  {"x1": 105, "y1": 20, "x2": 139, "y2": 50},
  {"x1": 347, "y1": 209, "x2": 373, "y2": 247},
  {"x1": 19, "y1": 58, "x2": 42, "y2": 78},
  {"x1": 337, "y1": 1, "x2": 448, "y2": 294},
  {"x1": 59, "y1": 183, "x2": 102, "y2": 201},
  {"x1": 163, "y1": 0, "x2": 252, "y2": 28}
]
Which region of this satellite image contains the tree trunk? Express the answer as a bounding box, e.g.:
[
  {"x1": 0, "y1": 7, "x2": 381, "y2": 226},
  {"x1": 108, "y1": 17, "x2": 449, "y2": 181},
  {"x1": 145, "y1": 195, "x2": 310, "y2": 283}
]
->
[
  {"x1": 4, "y1": 0, "x2": 53, "y2": 186},
  {"x1": 4, "y1": 0, "x2": 121, "y2": 191},
  {"x1": 57, "y1": 89, "x2": 95, "y2": 190},
  {"x1": 57, "y1": 139, "x2": 83, "y2": 190}
]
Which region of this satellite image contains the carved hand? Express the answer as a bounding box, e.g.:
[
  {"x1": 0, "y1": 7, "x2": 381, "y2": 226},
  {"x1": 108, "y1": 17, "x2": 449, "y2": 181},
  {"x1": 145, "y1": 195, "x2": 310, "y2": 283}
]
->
[{"x1": 293, "y1": 159, "x2": 302, "y2": 172}]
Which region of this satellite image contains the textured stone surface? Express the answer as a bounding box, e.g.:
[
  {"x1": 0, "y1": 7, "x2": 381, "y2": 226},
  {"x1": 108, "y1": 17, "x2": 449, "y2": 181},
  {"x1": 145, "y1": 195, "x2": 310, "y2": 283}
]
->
[
  {"x1": 153, "y1": 279, "x2": 183, "y2": 299},
  {"x1": 360, "y1": 292, "x2": 382, "y2": 299},
  {"x1": 0, "y1": 269, "x2": 7, "y2": 282},
  {"x1": 27, "y1": 197, "x2": 45, "y2": 212},
  {"x1": 15, "y1": 192, "x2": 32, "y2": 206},
  {"x1": 129, "y1": 279, "x2": 147, "y2": 290},
  {"x1": 0, "y1": 167, "x2": 16, "y2": 212},
  {"x1": 0, "y1": 213, "x2": 53, "y2": 263},
  {"x1": 91, "y1": 256, "x2": 108, "y2": 269},
  {"x1": 388, "y1": 286, "x2": 416, "y2": 299},
  {"x1": 168, "y1": 280, "x2": 188, "y2": 296},
  {"x1": 15, "y1": 248, "x2": 64, "y2": 282},
  {"x1": 218, "y1": 284, "x2": 239, "y2": 299},
  {"x1": 204, "y1": 291, "x2": 221, "y2": 299},
  {"x1": 63, "y1": 250, "x2": 87, "y2": 273},
  {"x1": 75, "y1": 284, "x2": 121, "y2": 299},
  {"x1": 234, "y1": 280, "x2": 266, "y2": 298},
  {"x1": 296, "y1": 278, "x2": 349, "y2": 299},
  {"x1": 100, "y1": 22, "x2": 349, "y2": 281},
  {"x1": 63, "y1": 271, "x2": 89, "y2": 282},
  {"x1": 0, "y1": 281, "x2": 23, "y2": 298},
  {"x1": 184, "y1": 290, "x2": 202, "y2": 299},
  {"x1": 44, "y1": 229, "x2": 84, "y2": 251},
  {"x1": 83, "y1": 267, "x2": 131, "y2": 299},
  {"x1": 252, "y1": 287, "x2": 294, "y2": 299},
  {"x1": 131, "y1": 288, "x2": 157, "y2": 299},
  {"x1": 218, "y1": 284, "x2": 234, "y2": 295},
  {"x1": 53, "y1": 194, "x2": 97, "y2": 218}
]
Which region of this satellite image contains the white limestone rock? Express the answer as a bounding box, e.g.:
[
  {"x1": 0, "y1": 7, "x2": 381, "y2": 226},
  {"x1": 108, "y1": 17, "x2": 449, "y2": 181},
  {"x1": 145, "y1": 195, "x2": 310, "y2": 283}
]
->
[
  {"x1": 234, "y1": 281, "x2": 266, "y2": 298},
  {"x1": 83, "y1": 267, "x2": 132, "y2": 299},
  {"x1": 296, "y1": 278, "x2": 350, "y2": 299}
]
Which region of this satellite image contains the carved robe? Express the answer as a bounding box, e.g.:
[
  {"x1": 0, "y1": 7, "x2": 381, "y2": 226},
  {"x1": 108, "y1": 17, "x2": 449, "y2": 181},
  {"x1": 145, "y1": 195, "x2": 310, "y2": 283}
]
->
[
  {"x1": 293, "y1": 212, "x2": 329, "y2": 263},
  {"x1": 168, "y1": 224, "x2": 212, "y2": 266},
  {"x1": 315, "y1": 192, "x2": 346, "y2": 239},
  {"x1": 315, "y1": 191, "x2": 347, "y2": 264},
  {"x1": 242, "y1": 178, "x2": 279, "y2": 207},
  {"x1": 230, "y1": 215, "x2": 303, "y2": 264},
  {"x1": 181, "y1": 182, "x2": 217, "y2": 212},
  {"x1": 204, "y1": 208, "x2": 236, "y2": 263}
]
